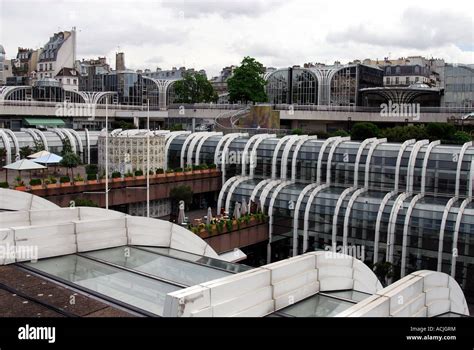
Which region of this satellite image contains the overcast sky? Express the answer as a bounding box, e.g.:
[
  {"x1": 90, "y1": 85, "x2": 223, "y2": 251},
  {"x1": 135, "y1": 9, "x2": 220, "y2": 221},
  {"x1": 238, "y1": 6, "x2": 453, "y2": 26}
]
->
[{"x1": 0, "y1": 0, "x2": 472, "y2": 77}]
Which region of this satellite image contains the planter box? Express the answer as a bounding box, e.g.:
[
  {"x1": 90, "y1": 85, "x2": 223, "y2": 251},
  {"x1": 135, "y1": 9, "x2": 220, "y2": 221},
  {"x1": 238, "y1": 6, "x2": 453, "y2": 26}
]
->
[
  {"x1": 112, "y1": 178, "x2": 122, "y2": 182},
  {"x1": 135, "y1": 175, "x2": 145, "y2": 180},
  {"x1": 124, "y1": 177, "x2": 134, "y2": 182},
  {"x1": 15, "y1": 186, "x2": 26, "y2": 191},
  {"x1": 31, "y1": 185, "x2": 43, "y2": 191}
]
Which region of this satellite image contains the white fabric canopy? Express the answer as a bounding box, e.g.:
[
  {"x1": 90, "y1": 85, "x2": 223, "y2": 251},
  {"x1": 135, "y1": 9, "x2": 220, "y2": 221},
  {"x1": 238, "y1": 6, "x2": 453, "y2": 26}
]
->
[
  {"x1": 28, "y1": 150, "x2": 51, "y2": 159},
  {"x1": 32, "y1": 153, "x2": 63, "y2": 164},
  {"x1": 3, "y1": 159, "x2": 46, "y2": 171}
]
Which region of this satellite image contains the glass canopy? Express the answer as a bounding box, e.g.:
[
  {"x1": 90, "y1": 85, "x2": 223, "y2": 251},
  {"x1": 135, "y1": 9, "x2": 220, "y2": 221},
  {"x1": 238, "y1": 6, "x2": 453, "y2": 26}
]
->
[{"x1": 23, "y1": 245, "x2": 249, "y2": 316}]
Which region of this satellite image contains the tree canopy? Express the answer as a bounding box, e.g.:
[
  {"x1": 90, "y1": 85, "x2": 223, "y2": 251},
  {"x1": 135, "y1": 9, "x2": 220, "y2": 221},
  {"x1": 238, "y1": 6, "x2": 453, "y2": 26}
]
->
[
  {"x1": 227, "y1": 56, "x2": 267, "y2": 103},
  {"x1": 172, "y1": 72, "x2": 217, "y2": 104}
]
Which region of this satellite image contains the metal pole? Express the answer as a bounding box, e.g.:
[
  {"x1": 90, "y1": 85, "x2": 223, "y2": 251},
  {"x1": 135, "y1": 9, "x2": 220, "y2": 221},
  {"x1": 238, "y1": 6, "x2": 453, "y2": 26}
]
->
[
  {"x1": 147, "y1": 99, "x2": 150, "y2": 218},
  {"x1": 105, "y1": 96, "x2": 109, "y2": 210}
]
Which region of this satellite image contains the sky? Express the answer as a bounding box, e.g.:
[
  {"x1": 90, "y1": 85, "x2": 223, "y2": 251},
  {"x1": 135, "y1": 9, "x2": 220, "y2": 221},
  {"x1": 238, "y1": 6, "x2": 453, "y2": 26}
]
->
[{"x1": 0, "y1": 0, "x2": 473, "y2": 77}]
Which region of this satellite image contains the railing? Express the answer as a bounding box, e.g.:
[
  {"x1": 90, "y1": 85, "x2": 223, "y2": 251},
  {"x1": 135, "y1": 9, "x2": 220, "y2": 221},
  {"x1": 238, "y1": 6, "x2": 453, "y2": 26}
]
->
[{"x1": 2, "y1": 99, "x2": 472, "y2": 115}]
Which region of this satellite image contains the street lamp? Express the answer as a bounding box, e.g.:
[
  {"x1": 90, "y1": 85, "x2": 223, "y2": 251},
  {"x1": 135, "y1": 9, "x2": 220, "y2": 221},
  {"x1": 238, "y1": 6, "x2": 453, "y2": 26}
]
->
[
  {"x1": 105, "y1": 96, "x2": 109, "y2": 210},
  {"x1": 146, "y1": 99, "x2": 150, "y2": 218}
]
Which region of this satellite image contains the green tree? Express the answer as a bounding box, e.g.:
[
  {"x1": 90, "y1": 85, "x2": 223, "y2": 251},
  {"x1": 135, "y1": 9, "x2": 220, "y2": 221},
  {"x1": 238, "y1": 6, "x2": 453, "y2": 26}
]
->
[
  {"x1": 60, "y1": 152, "x2": 81, "y2": 182},
  {"x1": 227, "y1": 56, "x2": 267, "y2": 103},
  {"x1": 61, "y1": 138, "x2": 73, "y2": 156},
  {"x1": 291, "y1": 128, "x2": 303, "y2": 135},
  {"x1": 330, "y1": 129, "x2": 350, "y2": 137},
  {"x1": 350, "y1": 122, "x2": 380, "y2": 140},
  {"x1": 425, "y1": 123, "x2": 456, "y2": 142},
  {"x1": 452, "y1": 131, "x2": 472, "y2": 144},
  {"x1": 173, "y1": 72, "x2": 218, "y2": 104},
  {"x1": 380, "y1": 125, "x2": 428, "y2": 142},
  {"x1": 19, "y1": 146, "x2": 33, "y2": 159},
  {"x1": 33, "y1": 139, "x2": 45, "y2": 152},
  {"x1": 73, "y1": 197, "x2": 99, "y2": 207}
]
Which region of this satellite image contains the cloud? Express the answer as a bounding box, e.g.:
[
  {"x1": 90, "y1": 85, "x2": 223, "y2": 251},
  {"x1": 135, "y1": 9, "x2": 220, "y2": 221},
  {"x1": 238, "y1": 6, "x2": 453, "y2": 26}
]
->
[
  {"x1": 327, "y1": 7, "x2": 474, "y2": 51},
  {"x1": 161, "y1": 0, "x2": 285, "y2": 18}
]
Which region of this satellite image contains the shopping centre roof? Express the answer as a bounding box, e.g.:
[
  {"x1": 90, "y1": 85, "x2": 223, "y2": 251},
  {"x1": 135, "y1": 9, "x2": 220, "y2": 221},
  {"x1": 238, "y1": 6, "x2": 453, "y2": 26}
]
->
[{"x1": 0, "y1": 189, "x2": 469, "y2": 317}]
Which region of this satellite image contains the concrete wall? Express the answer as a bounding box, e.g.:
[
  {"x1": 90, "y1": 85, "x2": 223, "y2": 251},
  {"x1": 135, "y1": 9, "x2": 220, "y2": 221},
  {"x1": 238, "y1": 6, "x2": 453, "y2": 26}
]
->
[
  {"x1": 163, "y1": 251, "x2": 382, "y2": 317},
  {"x1": 336, "y1": 270, "x2": 470, "y2": 317}
]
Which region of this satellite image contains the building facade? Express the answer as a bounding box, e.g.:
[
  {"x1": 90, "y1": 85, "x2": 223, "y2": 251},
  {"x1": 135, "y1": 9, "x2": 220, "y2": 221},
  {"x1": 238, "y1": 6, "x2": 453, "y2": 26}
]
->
[
  {"x1": 166, "y1": 132, "x2": 474, "y2": 302},
  {"x1": 265, "y1": 64, "x2": 384, "y2": 106},
  {"x1": 98, "y1": 129, "x2": 167, "y2": 175}
]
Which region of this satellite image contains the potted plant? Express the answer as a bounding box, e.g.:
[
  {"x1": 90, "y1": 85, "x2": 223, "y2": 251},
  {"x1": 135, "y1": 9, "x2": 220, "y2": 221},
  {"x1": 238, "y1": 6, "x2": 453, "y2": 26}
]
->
[
  {"x1": 29, "y1": 178, "x2": 42, "y2": 190},
  {"x1": 74, "y1": 174, "x2": 85, "y2": 186},
  {"x1": 60, "y1": 175, "x2": 71, "y2": 186},
  {"x1": 0, "y1": 181, "x2": 9, "y2": 189},
  {"x1": 15, "y1": 176, "x2": 26, "y2": 191},
  {"x1": 111, "y1": 171, "x2": 122, "y2": 182}
]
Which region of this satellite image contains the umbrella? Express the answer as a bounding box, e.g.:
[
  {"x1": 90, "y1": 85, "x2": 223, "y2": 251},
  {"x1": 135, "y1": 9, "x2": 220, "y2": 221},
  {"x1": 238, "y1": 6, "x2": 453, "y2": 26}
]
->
[
  {"x1": 28, "y1": 150, "x2": 51, "y2": 159},
  {"x1": 3, "y1": 159, "x2": 46, "y2": 171},
  {"x1": 206, "y1": 207, "x2": 213, "y2": 225},
  {"x1": 177, "y1": 200, "x2": 185, "y2": 224},
  {"x1": 32, "y1": 153, "x2": 63, "y2": 165},
  {"x1": 233, "y1": 202, "x2": 241, "y2": 220},
  {"x1": 3, "y1": 159, "x2": 46, "y2": 183},
  {"x1": 241, "y1": 198, "x2": 248, "y2": 216}
]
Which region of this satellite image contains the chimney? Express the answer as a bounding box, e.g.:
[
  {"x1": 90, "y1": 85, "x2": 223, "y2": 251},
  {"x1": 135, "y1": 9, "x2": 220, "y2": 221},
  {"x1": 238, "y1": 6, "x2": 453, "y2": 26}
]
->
[{"x1": 116, "y1": 52, "x2": 125, "y2": 71}]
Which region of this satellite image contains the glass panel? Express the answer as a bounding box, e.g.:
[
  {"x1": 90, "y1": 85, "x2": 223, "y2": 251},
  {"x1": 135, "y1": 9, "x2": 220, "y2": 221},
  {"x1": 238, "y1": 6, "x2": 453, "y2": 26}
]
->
[
  {"x1": 83, "y1": 246, "x2": 230, "y2": 286},
  {"x1": 24, "y1": 255, "x2": 180, "y2": 316},
  {"x1": 320, "y1": 290, "x2": 371, "y2": 303},
  {"x1": 278, "y1": 294, "x2": 355, "y2": 317},
  {"x1": 138, "y1": 246, "x2": 252, "y2": 273}
]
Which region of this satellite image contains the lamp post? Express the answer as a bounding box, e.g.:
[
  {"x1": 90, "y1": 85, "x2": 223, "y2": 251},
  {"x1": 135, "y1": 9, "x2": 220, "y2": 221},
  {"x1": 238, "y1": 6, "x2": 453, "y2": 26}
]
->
[
  {"x1": 105, "y1": 96, "x2": 109, "y2": 210},
  {"x1": 146, "y1": 99, "x2": 150, "y2": 218}
]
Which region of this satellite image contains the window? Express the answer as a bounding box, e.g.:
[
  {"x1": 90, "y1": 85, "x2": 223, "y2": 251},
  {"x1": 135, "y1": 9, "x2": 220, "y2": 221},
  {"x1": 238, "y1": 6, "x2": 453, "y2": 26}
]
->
[
  {"x1": 406, "y1": 77, "x2": 410, "y2": 85},
  {"x1": 395, "y1": 77, "x2": 399, "y2": 85},
  {"x1": 49, "y1": 63, "x2": 53, "y2": 70},
  {"x1": 67, "y1": 78, "x2": 70, "y2": 84},
  {"x1": 415, "y1": 77, "x2": 419, "y2": 82},
  {"x1": 73, "y1": 79, "x2": 77, "y2": 85},
  {"x1": 39, "y1": 64, "x2": 43, "y2": 71}
]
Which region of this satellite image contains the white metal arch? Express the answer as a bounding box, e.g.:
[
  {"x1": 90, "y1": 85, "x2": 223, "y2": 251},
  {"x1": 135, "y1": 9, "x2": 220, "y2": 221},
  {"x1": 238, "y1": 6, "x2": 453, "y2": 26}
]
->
[
  {"x1": 186, "y1": 132, "x2": 209, "y2": 167},
  {"x1": 364, "y1": 138, "x2": 387, "y2": 188},
  {"x1": 67, "y1": 128, "x2": 84, "y2": 157},
  {"x1": 420, "y1": 140, "x2": 440, "y2": 194},
  {"x1": 241, "y1": 134, "x2": 264, "y2": 176},
  {"x1": 394, "y1": 139, "x2": 416, "y2": 191},
  {"x1": 302, "y1": 184, "x2": 330, "y2": 252},
  {"x1": 60, "y1": 128, "x2": 77, "y2": 154},
  {"x1": 195, "y1": 132, "x2": 222, "y2": 165},
  {"x1": 343, "y1": 188, "x2": 368, "y2": 248},
  {"x1": 386, "y1": 192, "x2": 410, "y2": 264},
  {"x1": 400, "y1": 194, "x2": 424, "y2": 277},
  {"x1": 220, "y1": 133, "x2": 248, "y2": 183},
  {"x1": 31, "y1": 129, "x2": 49, "y2": 152},
  {"x1": 406, "y1": 140, "x2": 429, "y2": 193},
  {"x1": 84, "y1": 128, "x2": 90, "y2": 164},
  {"x1": 326, "y1": 137, "x2": 351, "y2": 186},
  {"x1": 165, "y1": 131, "x2": 190, "y2": 170},
  {"x1": 2, "y1": 129, "x2": 19, "y2": 160},
  {"x1": 249, "y1": 134, "x2": 275, "y2": 178},
  {"x1": 180, "y1": 133, "x2": 200, "y2": 169},
  {"x1": 455, "y1": 141, "x2": 473, "y2": 197},
  {"x1": 331, "y1": 187, "x2": 355, "y2": 250},
  {"x1": 280, "y1": 135, "x2": 303, "y2": 180},
  {"x1": 292, "y1": 183, "x2": 320, "y2": 256},
  {"x1": 291, "y1": 135, "x2": 318, "y2": 182},
  {"x1": 249, "y1": 179, "x2": 273, "y2": 203},
  {"x1": 259, "y1": 180, "x2": 284, "y2": 213},
  {"x1": 0, "y1": 130, "x2": 12, "y2": 164},
  {"x1": 224, "y1": 176, "x2": 251, "y2": 214},
  {"x1": 271, "y1": 135, "x2": 293, "y2": 179},
  {"x1": 23, "y1": 128, "x2": 39, "y2": 143},
  {"x1": 213, "y1": 133, "x2": 239, "y2": 165},
  {"x1": 316, "y1": 137, "x2": 339, "y2": 183},
  {"x1": 217, "y1": 176, "x2": 240, "y2": 213},
  {"x1": 353, "y1": 138, "x2": 376, "y2": 186},
  {"x1": 373, "y1": 190, "x2": 398, "y2": 264},
  {"x1": 437, "y1": 197, "x2": 458, "y2": 272},
  {"x1": 451, "y1": 197, "x2": 471, "y2": 278},
  {"x1": 267, "y1": 181, "x2": 293, "y2": 263}
]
